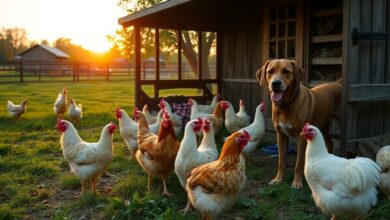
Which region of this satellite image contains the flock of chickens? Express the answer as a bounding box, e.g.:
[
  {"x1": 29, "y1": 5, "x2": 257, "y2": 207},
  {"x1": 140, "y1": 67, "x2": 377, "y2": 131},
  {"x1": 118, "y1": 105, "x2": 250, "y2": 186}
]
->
[{"x1": 5, "y1": 87, "x2": 390, "y2": 220}]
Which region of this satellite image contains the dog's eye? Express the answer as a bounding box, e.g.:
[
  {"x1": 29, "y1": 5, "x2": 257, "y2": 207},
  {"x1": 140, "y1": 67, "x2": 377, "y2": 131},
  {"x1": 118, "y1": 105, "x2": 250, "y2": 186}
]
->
[
  {"x1": 282, "y1": 68, "x2": 290, "y2": 74},
  {"x1": 267, "y1": 68, "x2": 274, "y2": 74}
]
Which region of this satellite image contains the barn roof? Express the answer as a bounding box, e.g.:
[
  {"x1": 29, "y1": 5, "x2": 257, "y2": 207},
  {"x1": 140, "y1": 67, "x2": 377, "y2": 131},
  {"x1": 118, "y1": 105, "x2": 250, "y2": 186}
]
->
[
  {"x1": 118, "y1": 0, "x2": 262, "y2": 31},
  {"x1": 19, "y1": 44, "x2": 70, "y2": 58}
]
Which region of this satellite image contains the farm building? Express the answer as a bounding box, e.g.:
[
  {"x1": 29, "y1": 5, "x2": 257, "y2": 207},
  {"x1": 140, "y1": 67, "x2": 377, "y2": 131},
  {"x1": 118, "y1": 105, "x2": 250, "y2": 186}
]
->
[
  {"x1": 16, "y1": 44, "x2": 71, "y2": 75},
  {"x1": 118, "y1": 0, "x2": 390, "y2": 154}
]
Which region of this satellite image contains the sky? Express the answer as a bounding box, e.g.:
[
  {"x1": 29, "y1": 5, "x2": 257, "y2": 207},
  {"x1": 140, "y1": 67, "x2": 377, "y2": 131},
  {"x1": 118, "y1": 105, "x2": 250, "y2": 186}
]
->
[{"x1": 0, "y1": 0, "x2": 128, "y2": 53}]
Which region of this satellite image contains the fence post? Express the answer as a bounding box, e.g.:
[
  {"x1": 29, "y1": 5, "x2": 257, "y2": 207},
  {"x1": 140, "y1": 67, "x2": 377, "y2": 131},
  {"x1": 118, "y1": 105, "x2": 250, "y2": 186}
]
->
[
  {"x1": 106, "y1": 62, "x2": 109, "y2": 81},
  {"x1": 20, "y1": 61, "x2": 23, "y2": 83},
  {"x1": 72, "y1": 61, "x2": 76, "y2": 83}
]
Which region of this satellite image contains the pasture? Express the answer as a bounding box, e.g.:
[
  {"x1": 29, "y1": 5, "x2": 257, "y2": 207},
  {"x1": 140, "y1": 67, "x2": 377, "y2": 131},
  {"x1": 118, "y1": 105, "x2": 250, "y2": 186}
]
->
[{"x1": 0, "y1": 81, "x2": 388, "y2": 219}]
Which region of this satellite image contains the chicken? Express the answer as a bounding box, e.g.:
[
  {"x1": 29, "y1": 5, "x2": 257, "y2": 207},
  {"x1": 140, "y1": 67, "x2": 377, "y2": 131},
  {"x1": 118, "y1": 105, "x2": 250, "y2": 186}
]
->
[
  {"x1": 376, "y1": 145, "x2": 390, "y2": 200},
  {"x1": 188, "y1": 98, "x2": 225, "y2": 135},
  {"x1": 175, "y1": 118, "x2": 219, "y2": 212},
  {"x1": 239, "y1": 102, "x2": 265, "y2": 156},
  {"x1": 115, "y1": 108, "x2": 139, "y2": 156},
  {"x1": 186, "y1": 130, "x2": 250, "y2": 220},
  {"x1": 57, "y1": 120, "x2": 116, "y2": 195},
  {"x1": 142, "y1": 104, "x2": 158, "y2": 124},
  {"x1": 197, "y1": 94, "x2": 221, "y2": 114},
  {"x1": 236, "y1": 99, "x2": 251, "y2": 123},
  {"x1": 68, "y1": 98, "x2": 82, "y2": 124},
  {"x1": 302, "y1": 123, "x2": 381, "y2": 220},
  {"x1": 7, "y1": 100, "x2": 28, "y2": 119},
  {"x1": 159, "y1": 98, "x2": 183, "y2": 137},
  {"x1": 54, "y1": 87, "x2": 68, "y2": 119},
  {"x1": 148, "y1": 110, "x2": 164, "y2": 134},
  {"x1": 222, "y1": 100, "x2": 251, "y2": 134},
  {"x1": 135, "y1": 111, "x2": 180, "y2": 196}
]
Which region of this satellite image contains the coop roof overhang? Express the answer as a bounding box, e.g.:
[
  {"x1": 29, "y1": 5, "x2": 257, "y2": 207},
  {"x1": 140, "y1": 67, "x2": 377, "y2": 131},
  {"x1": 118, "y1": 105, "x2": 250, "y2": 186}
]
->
[{"x1": 118, "y1": 0, "x2": 262, "y2": 31}]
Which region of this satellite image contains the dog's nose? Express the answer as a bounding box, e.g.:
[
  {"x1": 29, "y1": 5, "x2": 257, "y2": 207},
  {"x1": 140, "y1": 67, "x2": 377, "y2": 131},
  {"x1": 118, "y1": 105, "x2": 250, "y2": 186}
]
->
[{"x1": 272, "y1": 80, "x2": 282, "y2": 89}]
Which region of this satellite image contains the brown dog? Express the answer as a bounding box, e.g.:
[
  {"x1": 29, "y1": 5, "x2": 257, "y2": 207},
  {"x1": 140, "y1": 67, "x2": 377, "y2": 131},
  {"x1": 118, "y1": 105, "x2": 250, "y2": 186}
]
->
[{"x1": 256, "y1": 59, "x2": 341, "y2": 188}]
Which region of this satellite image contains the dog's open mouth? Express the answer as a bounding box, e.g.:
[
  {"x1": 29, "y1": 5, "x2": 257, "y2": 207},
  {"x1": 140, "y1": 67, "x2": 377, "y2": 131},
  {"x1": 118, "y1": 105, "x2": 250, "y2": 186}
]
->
[{"x1": 271, "y1": 87, "x2": 288, "y2": 103}]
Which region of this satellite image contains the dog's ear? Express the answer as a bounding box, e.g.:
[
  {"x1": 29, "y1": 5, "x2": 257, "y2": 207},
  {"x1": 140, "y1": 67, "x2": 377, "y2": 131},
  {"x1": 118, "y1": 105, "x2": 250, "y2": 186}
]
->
[
  {"x1": 290, "y1": 60, "x2": 305, "y2": 83},
  {"x1": 256, "y1": 60, "x2": 271, "y2": 87}
]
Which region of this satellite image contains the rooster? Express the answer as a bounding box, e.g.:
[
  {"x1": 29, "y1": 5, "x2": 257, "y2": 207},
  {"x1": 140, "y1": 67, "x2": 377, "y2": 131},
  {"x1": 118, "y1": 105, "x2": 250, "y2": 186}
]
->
[
  {"x1": 222, "y1": 100, "x2": 251, "y2": 134},
  {"x1": 7, "y1": 100, "x2": 28, "y2": 120},
  {"x1": 376, "y1": 145, "x2": 390, "y2": 200},
  {"x1": 159, "y1": 99, "x2": 183, "y2": 137},
  {"x1": 239, "y1": 102, "x2": 265, "y2": 156},
  {"x1": 142, "y1": 104, "x2": 158, "y2": 124},
  {"x1": 186, "y1": 130, "x2": 250, "y2": 220},
  {"x1": 115, "y1": 108, "x2": 139, "y2": 156},
  {"x1": 175, "y1": 118, "x2": 219, "y2": 212},
  {"x1": 197, "y1": 94, "x2": 221, "y2": 114},
  {"x1": 302, "y1": 123, "x2": 380, "y2": 219},
  {"x1": 68, "y1": 98, "x2": 82, "y2": 124},
  {"x1": 135, "y1": 111, "x2": 180, "y2": 196},
  {"x1": 188, "y1": 99, "x2": 225, "y2": 135},
  {"x1": 54, "y1": 87, "x2": 68, "y2": 119},
  {"x1": 57, "y1": 120, "x2": 116, "y2": 195}
]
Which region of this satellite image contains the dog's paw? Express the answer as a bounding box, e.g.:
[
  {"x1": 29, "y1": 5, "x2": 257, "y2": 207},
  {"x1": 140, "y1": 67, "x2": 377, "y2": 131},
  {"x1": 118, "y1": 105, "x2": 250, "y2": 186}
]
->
[
  {"x1": 269, "y1": 178, "x2": 283, "y2": 185},
  {"x1": 291, "y1": 181, "x2": 303, "y2": 189}
]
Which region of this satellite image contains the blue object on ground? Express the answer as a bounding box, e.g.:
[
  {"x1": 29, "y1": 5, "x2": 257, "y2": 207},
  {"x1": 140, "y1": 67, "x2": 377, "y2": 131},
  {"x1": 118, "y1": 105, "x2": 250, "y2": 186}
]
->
[{"x1": 262, "y1": 144, "x2": 296, "y2": 155}]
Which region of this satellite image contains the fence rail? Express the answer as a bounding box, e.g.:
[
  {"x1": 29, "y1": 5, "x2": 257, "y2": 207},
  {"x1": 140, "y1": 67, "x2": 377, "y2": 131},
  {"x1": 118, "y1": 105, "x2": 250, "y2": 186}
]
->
[{"x1": 0, "y1": 61, "x2": 135, "y2": 83}]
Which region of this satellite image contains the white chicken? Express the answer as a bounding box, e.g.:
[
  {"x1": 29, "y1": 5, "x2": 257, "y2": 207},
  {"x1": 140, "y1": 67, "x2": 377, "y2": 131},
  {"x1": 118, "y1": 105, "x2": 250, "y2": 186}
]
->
[
  {"x1": 115, "y1": 108, "x2": 139, "y2": 156},
  {"x1": 68, "y1": 98, "x2": 82, "y2": 124},
  {"x1": 175, "y1": 117, "x2": 219, "y2": 212},
  {"x1": 302, "y1": 123, "x2": 381, "y2": 219},
  {"x1": 142, "y1": 104, "x2": 158, "y2": 124},
  {"x1": 188, "y1": 98, "x2": 225, "y2": 135},
  {"x1": 7, "y1": 100, "x2": 28, "y2": 119},
  {"x1": 159, "y1": 99, "x2": 183, "y2": 137},
  {"x1": 222, "y1": 100, "x2": 251, "y2": 134},
  {"x1": 148, "y1": 110, "x2": 163, "y2": 134},
  {"x1": 197, "y1": 94, "x2": 221, "y2": 114},
  {"x1": 376, "y1": 145, "x2": 390, "y2": 200},
  {"x1": 239, "y1": 102, "x2": 265, "y2": 156},
  {"x1": 54, "y1": 87, "x2": 68, "y2": 119},
  {"x1": 57, "y1": 120, "x2": 116, "y2": 195}
]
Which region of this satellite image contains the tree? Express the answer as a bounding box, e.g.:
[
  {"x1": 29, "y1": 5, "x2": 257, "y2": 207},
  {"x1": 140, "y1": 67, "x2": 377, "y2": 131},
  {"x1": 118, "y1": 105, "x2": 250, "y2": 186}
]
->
[
  {"x1": 112, "y1": 0, "x2": 216, "y2": 79},
  {"x1": 0, "y1": 27, "x2": 29, "y2": 60}
]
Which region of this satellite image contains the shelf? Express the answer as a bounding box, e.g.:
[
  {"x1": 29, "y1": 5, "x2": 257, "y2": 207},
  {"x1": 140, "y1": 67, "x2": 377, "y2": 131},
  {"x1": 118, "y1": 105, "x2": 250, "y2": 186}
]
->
[
  {"x1": 311, "y1": 57, "x2": 342, "y2": 65},
  {"x1": 313, "y1": 8, "x2": 342, "y2": 18},
  {"x1": 312, "y1": 34, "x2": 343, "y2": 43},
  {"x1": 308, "y1": 80, "x2": 335, "y2": 88}
]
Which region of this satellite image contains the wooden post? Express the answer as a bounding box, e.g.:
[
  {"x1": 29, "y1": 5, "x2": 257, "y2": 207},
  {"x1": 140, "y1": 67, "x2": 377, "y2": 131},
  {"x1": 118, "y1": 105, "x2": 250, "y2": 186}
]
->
[
  {"x1": 19, "y1": 61, "x2": 23, "y2": 83},
  {"x1": 38, "y1": 62, "x2": 41, "y2": 82},
  {"x1": 198, "y1": 31, "x2": 202, "y2": 80},
  {"x1": 155, "y1": 28, "x2": 160, "y2": 99},
  {"x1": 178, "y1": 30, "x2": 182, "y2": 80},
  {"x1": 216, "y1": 32, "x2": 222, "y2": 94},
  {"x1": 72, "y1": 61, "x2": 76, "y2": 83},
  {"x1": 135, "y1": 25, "x2": 141, "y2": 108},
  {"x1": 106, "y1": 62, "x2": 109, "y2": 81}
]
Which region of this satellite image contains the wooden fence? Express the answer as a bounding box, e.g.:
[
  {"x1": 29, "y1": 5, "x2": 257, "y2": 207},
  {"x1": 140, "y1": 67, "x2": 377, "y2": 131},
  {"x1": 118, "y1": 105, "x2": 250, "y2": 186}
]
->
[{"x1": 0, "y1": 61, "x2": 135, "y2": 83}]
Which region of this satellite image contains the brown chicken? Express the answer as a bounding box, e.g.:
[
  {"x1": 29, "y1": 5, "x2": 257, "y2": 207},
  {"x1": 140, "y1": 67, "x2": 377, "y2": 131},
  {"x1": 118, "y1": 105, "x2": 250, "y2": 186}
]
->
[
  {"x1": 135, "y1": 110, "x2": 180, "y2": 196},
  {"x1": 186, "y1": 130, "x2": 250, "y2": 220}
]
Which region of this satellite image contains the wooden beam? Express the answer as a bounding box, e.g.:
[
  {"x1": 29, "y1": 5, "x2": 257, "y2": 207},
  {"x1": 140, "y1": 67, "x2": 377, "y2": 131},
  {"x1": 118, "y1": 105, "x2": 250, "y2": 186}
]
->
[
  {"x1": 216, "y1": 32, "x2": 222, "y2": 94},
  {"x1": 198, "y1": 31, "x2": 202, "y2": 80},
  {"x1": 135, "y1": 25, "x2": 141, "y2": 108},
  {"x1": 349, "y1": 84, "x2": 390, "y2": 102},
  {"x1": 155, "y1": 28, "x2": 160, "y2": 99},
  {"x1": 140, "y1": 79, "x2": 218, "y2": 86},
  {"x1": 178, "y1": 30, "x2": 182, "y2": 80}
]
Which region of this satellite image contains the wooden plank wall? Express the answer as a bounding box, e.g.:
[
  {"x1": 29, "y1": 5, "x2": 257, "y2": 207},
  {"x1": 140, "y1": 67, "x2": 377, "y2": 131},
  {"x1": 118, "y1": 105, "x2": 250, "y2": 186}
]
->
[
  {"x1": 220, "y1": 13, "x2": 272, "y2": 128},
  {"x1": 344, "y1": 0, "x2": 390, "y2": 142}
]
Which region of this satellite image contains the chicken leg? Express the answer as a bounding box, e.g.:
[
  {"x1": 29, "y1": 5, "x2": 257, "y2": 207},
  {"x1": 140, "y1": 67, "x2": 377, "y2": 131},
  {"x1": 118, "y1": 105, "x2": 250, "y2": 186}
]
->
[{"x1": 161, "y1": 175, "x2": 173, "y2": 197}]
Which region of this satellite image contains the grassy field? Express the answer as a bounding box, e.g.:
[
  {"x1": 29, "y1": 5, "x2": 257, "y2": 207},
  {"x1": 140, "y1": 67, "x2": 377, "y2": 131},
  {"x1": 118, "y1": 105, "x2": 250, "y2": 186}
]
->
[{"x1": 0, "y1": 81, "x2": 389, "y2": 220}]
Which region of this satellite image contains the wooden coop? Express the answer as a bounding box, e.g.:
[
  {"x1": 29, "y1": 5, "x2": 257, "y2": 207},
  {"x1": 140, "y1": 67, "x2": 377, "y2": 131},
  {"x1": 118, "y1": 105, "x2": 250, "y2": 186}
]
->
[{"x1": 119, "y1": 0, "x2": 390, "y2": 155}]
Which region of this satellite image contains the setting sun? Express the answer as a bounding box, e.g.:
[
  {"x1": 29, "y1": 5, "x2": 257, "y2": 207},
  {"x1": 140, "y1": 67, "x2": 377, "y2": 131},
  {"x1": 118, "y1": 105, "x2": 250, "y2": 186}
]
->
[{"x1": 0, "y1": 0, "x2": 128, "y2": 53}]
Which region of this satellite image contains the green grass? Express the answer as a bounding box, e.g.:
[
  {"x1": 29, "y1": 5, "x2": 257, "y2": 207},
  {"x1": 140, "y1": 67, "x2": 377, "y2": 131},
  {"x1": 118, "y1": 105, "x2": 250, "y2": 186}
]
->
[{"x1": 0, "y1": 80, "x2": 389, "y2": 219}]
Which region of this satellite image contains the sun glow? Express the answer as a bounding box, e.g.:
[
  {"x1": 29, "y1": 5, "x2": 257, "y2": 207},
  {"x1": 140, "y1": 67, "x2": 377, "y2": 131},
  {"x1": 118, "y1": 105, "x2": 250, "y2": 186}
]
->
[{"x1": 0, "y1": 0, "x2": 128, "y2": 53}]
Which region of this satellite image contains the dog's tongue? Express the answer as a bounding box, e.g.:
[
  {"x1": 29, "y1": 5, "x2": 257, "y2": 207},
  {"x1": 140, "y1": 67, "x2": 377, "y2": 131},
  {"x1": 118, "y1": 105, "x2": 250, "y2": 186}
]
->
[{"x1": 271, "y1": 91, "x2": 283, "y2": 102}]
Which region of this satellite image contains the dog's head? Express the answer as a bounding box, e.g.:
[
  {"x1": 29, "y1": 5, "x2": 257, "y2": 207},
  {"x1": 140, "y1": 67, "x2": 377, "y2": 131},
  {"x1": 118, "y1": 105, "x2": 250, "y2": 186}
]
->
[{"x1": 256, "y1": 59, "x2": 305, "y2": 108}]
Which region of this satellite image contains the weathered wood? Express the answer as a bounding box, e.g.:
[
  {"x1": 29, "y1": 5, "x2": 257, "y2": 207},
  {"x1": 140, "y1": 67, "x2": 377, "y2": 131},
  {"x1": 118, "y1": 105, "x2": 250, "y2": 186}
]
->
[
  {"x1": 178, "y1": 30, "x2": 182, "y2": 81},
  {"x1": 155, "y1": 28, "x2": 160, "y2": 99},
  {"x1": 311, "y1": 34, "x2": 343, "y2": 43},
  {"x1": 349, "y1": 84, "x2": 390, "y2": 102},
  {"x1": 135, "y1": 25, "x2": 141, "y2": 108}
]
